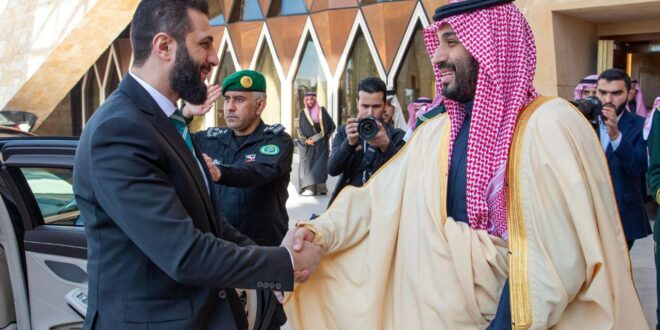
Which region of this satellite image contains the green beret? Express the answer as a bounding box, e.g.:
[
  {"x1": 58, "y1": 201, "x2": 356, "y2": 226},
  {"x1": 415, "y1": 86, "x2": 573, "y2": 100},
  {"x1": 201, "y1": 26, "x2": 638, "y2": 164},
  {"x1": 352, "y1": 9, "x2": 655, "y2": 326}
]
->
[{"x1": 222, "y1": 70, "x2": 266, "y2": 95}]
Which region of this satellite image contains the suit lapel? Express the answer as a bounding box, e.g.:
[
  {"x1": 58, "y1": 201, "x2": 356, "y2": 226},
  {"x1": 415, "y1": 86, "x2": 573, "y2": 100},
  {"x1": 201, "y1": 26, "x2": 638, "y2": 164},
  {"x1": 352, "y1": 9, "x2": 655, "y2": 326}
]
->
[
  {"x1": 152, "y1": 113, "x2": 218, "y2": 232},
  {"x1": 618, "y1": 110, "x2": 635, "y2": 140},
  {"x1": 119, "y1": 75, "x2": 218, "y2": 234}
]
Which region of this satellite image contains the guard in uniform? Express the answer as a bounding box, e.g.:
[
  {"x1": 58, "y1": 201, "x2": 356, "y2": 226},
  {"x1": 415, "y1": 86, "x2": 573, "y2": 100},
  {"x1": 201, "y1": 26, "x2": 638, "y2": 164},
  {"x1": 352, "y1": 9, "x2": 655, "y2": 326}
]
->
[
  {"x1": 192, "y1": 123, "x2": 293, "y2": 246},
  {"x1": 189, "y1": 70, "x2": 293, "y2": 330}
]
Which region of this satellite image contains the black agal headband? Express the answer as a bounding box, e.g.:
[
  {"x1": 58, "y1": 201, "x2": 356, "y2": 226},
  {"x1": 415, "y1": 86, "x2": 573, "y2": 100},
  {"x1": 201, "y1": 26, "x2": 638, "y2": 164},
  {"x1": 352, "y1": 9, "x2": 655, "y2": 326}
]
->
[{"x1": 433, "y1": 0, "x2": 515, "y2": 22}]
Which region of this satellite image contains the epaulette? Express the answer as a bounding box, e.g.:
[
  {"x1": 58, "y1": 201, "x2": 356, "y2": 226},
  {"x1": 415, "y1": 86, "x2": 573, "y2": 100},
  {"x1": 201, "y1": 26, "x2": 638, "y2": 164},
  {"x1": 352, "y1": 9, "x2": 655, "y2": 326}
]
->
[
  {"x1": 207, "y1": 127, "x2": 229, "y2": 138},
  {"x1": 263, "y1": 124, "x2": 285, "y2": 136}
]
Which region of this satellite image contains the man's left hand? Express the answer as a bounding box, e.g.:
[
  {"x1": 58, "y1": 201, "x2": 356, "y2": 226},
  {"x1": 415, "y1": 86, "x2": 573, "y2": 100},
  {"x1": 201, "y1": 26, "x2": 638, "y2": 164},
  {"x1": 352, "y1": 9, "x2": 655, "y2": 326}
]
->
[
  {"x1": 601, "y1": 106, "x2": 620, "y2": 140},
  {"x1": 182, "y1": 84, "x2": 222, "y2": 118},
  {"x1": 203, "y1": 154, "x2": 221, "y2": 182},
  {"x1": 367, "y1": 122, "x2": 390, "y2": 152}
]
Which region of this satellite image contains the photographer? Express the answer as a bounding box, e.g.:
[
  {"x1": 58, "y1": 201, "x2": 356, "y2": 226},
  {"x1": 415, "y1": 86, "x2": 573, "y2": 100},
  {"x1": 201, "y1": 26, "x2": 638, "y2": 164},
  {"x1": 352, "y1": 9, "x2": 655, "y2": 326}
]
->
[
  {"x1": 594, "y1": 68, "x2": 650, "y2": 249},
  {"x1": 327, "y1": 77, "x2": 405, "y2": 204}
]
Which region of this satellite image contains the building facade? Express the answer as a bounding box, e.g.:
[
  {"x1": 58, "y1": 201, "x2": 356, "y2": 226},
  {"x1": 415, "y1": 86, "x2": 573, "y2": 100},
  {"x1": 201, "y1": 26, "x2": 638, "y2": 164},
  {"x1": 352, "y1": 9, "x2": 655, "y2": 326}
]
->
[{"x1": 1, "y1": 0, "x2": 659, "y2": 136}]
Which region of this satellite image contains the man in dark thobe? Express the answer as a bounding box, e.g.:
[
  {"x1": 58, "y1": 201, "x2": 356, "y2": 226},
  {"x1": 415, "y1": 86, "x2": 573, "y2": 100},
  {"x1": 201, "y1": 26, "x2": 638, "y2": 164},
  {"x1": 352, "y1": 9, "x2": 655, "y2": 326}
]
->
[{"x1": 297, "y1": 92, "x2": 336, "y2": 196}]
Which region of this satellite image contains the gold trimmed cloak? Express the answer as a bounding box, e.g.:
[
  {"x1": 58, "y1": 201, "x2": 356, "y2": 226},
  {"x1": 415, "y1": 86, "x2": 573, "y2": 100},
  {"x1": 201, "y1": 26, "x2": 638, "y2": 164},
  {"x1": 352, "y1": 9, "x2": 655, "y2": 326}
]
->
[{"x1": 284, "y1": 97, "x2": 647, "y2": 330}]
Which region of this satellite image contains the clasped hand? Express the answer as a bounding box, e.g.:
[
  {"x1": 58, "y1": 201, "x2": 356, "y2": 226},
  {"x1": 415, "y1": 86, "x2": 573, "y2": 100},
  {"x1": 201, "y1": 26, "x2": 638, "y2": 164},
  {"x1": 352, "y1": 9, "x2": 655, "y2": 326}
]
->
[{"x1": 280, "y1": 226, "x2": 320, "y2": 284}]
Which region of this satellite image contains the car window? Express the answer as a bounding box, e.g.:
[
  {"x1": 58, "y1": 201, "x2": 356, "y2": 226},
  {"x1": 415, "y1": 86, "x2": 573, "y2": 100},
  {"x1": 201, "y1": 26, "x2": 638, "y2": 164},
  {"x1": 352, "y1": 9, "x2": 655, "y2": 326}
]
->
[{"x1": 20, "y1": 167, "x2": 81, "y2": 226}]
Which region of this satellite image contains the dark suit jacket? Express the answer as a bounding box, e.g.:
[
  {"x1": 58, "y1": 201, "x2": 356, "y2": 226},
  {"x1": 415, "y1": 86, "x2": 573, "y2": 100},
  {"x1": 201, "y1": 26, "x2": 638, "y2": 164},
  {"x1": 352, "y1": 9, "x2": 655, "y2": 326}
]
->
[
  {"x1": 602, "y1": 110, "x2": 651, "y2": 241},
  {"x1": 73, "y1": 74, "x2": 293, "y2": 329}
]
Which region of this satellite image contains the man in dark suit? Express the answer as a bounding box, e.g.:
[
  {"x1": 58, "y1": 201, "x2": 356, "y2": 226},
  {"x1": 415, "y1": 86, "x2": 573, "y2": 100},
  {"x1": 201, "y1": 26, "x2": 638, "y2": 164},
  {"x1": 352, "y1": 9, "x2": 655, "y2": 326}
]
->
[
  {"x1": 595, "y1": 68, "x2": 650, "y2": 249},
  {"x1": 73, "y1": 1, "x2": 320, "y2": 329}
]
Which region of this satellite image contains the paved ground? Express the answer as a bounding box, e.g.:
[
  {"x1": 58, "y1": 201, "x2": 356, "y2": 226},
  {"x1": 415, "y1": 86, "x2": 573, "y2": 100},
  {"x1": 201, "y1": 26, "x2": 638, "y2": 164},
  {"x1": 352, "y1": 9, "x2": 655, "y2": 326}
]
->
[{"x1": 285, "y1": 155, "x2": 657, "y2": 328}]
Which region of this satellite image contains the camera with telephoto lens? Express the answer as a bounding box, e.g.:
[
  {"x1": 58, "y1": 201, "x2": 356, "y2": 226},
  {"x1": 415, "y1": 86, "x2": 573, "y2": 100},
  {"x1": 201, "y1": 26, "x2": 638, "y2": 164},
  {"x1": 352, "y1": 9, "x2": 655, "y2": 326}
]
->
[
  {"x1": 569, "y1": 96, "x2": 603, "y2": 129},
  {"x1": 358, "y1": 116, "x2": 380, "y2": 141}
]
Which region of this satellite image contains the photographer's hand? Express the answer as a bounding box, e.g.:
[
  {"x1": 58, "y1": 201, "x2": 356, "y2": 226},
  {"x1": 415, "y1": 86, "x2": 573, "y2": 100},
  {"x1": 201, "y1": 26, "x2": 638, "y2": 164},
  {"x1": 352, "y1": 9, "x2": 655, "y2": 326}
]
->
[
  {"x1": 602, "y1": 106, "x2": 620, "y2": 140},
  {"x1": 368, "y1": 122, "x2": 390, "y2": 153},
  {"x1": 346, "y1": 117, "x2": 359, "y2": 146}
]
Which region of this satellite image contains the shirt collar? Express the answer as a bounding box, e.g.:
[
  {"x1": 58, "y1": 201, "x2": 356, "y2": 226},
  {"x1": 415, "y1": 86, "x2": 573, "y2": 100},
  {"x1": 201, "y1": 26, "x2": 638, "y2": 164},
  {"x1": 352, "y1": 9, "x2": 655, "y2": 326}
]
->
[{"x1": 129, "y1": 71, "x2": 178, "y2": 117}]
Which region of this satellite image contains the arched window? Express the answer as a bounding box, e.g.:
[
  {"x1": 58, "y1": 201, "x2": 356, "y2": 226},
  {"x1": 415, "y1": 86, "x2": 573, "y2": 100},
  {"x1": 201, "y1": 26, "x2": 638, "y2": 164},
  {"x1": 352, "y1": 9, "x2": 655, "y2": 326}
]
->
[
  {"x1": 214, "y1": 51, "x2": 237, "y2": 126},
  {"x1": 338, "y1": 29, "x2": 379, "y2": 125},
  {"x1": 103, "y1": 53, "x2": 121, "y2": 99},
  {"x1": 394, "y1": 22, "x2": 435, "y2": 122},
  {"x1": 256, "y1": 43, "x2": 281, "y2": 125},
  {"x1": 83, "y1": 67, "x2": 101, "y2": 122},
  {"x1": 293, "y1": 36, "x2": 329, "y2": 140}
]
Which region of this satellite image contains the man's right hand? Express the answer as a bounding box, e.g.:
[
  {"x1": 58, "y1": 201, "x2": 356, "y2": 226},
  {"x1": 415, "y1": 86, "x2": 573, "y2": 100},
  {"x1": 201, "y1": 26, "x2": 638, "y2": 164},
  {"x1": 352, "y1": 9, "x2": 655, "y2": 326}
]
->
[
  {"x1": 346, "y1": 117, "x2": 359, "y2": 146},
  {"x1": 181, "y1": 84, "x2": 222, "y2": 118},
  {"x1": 202, "y1": 154, "x2": 221, "y2": 182},
  {"x1": 281, "y1": 227, "x2": 320, "y2": 283}
]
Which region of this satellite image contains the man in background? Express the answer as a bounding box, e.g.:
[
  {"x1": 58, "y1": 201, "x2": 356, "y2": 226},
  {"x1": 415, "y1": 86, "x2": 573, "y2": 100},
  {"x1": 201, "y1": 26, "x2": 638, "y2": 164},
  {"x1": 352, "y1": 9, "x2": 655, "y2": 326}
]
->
[
  {"x1": 628, "y1": 79, "x2": 649, "y2": 118},
  {"x1": 327, "y1": 77, "x2": 405, "y2": 204},
  {"x1": 297, "y1": 91, "x2": 335, "y2": 196},
  {"x1": 574, "y1": 74, "x2": 598, "y2": 100},
  {"x1": 594, "y1": 68, "x2": 650, "y2": 249},
  {"x1": 188, "y1": 70, "x2": 293, "y2": 329}
]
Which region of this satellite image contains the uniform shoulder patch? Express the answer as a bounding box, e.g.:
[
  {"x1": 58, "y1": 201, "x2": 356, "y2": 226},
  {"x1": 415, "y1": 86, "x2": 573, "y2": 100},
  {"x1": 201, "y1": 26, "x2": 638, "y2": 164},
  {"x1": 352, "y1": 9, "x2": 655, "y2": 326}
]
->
[
  {"x1": 207, "y1": 127, "x2": 229, "y2": 138},
  {"x1": 259, "y1": 144, "x2": 280, "y2": 156},
  {"x1": 264, "y1": 124, "x2": 285, "y2": 136}
]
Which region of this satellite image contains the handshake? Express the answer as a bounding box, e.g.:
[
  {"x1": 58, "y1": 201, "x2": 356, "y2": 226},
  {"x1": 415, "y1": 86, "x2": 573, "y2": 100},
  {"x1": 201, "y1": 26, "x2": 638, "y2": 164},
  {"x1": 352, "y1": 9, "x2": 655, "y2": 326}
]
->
[{"x1": 280, "y1": 226, "x2": 322, "y2": 284}]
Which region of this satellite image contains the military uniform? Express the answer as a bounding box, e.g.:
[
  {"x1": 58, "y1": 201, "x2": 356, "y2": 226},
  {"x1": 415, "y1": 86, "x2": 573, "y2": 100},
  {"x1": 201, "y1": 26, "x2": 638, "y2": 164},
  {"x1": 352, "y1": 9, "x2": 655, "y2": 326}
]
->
[
  {"x1": 195, "y1": 70, "x2": 292, "y2": 330},
  {"x1": 192, "y1": 121, "x2": 293, "y2": 247}
]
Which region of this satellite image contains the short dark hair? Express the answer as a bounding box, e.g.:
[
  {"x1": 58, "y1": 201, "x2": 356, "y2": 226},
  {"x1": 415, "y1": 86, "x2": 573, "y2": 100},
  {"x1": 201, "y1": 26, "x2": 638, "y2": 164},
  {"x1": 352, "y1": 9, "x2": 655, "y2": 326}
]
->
[
  {"x1": 357, "y1": 77, "x2": 387, "y2": 102},
  {"x1": 598, "y1": 68, "x2": 631, "y2": 91},
  {"x1": 130, "y1": 0, "x2": 209, "y2": 67}
]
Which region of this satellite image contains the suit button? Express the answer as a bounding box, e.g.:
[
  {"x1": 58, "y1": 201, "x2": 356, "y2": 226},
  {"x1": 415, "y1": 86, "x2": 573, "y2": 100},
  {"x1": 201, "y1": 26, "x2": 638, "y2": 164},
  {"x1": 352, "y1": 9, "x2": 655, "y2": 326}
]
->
[
  {"x1": 269, "y1": 283, "x2": 275, "y2": 289},
  {"x1": 275, "y1": 283, "x2": 282, "y2": 290},
  {"x1": 218, "y1": 290, "x2": 227, "y2": 299},
  {"x1": 257, "y1": 281, "x2": 263, "y2": 288}
]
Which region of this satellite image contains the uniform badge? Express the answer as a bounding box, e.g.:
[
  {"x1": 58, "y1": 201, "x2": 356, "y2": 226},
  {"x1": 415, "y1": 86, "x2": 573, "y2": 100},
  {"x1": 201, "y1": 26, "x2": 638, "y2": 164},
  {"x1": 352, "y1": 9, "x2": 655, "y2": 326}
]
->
[
  {"x1": 259, "y1": 144, "x2": 280, "y2": 156},
  {"x1": 245, "y1": 154, "x2": 256, "y2": 162},
  {"x1": 240, "y1": 76, "x2": 253, "y2": 88}
]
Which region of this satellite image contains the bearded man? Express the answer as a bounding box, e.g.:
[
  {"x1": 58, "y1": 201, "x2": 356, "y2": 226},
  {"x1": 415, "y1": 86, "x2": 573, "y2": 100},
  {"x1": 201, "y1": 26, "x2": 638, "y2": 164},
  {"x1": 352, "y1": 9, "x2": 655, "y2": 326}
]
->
[
  {"x1": 297, "y1": 91, "x2": 336, "y2": 196},
  {"x1": 73, "y1": 1, "x2": 320, "y2": 328},
  {"x1": 283, "y1": 0, "x2": 646, "y2": 329}
]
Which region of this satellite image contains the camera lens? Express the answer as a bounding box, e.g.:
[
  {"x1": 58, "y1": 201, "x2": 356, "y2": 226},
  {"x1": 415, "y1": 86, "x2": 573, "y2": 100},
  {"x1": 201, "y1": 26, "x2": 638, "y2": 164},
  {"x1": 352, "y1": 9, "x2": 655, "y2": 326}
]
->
[{"x1": 358, "y1": 117, "x2": 379, "y2": 140}]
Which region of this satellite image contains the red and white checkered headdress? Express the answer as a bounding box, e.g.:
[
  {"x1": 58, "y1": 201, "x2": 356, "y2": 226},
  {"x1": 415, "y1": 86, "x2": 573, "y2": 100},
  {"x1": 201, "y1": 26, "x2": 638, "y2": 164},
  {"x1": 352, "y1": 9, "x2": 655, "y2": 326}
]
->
[{"x1": 424, "y1": 0, "x2": 539, "y2": 238}]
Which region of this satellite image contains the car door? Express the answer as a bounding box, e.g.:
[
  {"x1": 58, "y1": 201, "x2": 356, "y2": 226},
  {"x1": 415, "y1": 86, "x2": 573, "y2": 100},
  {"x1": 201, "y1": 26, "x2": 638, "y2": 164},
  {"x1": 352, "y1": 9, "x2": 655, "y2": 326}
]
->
[{"x1": 0, "y1": 138, "x2": 86, "y2": 330}]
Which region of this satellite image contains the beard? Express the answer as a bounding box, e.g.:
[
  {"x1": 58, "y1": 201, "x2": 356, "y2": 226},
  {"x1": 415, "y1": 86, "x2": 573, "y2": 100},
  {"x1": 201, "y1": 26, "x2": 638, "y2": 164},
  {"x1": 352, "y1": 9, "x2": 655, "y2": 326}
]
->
[
  {"x1": 439, "y1": 54, "x2": 479, "y2": 104},
  {"x1": 170, "y1": 44, "x2": 210, "y2": 105}
]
